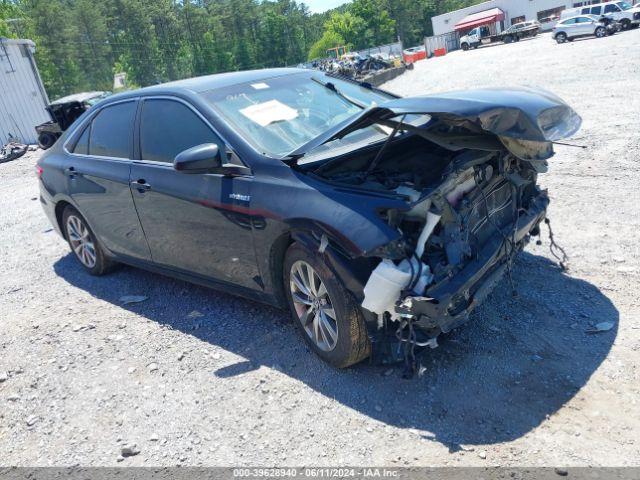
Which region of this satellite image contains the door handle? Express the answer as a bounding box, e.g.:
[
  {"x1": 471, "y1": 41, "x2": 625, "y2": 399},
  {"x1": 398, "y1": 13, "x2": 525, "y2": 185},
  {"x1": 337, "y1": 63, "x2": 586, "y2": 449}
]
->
[
  {"x1": 131, "y1": 179, "x2": 151, "y2": 192},
  {"x1": 64, "y1": 166, "x2": 77, "y2": 178}
]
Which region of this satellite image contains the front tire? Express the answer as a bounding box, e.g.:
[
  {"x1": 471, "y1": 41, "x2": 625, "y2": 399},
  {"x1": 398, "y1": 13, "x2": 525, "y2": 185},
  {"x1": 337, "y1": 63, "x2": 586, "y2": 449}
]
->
[
  {"x1": 62, "y1": 206, "x2": 115, "y2": 275},
  {"x1": 283, "y1": 242, "x2": 370, "y2": 368},
  {"x1": 595, "y1": 26, "x2": 607, "y2": 38},
  {"x1": 555, "y1": 32, "x2": 567, "y2": 43},
  {"x1": 620, "y1": 19, "x2": 631, "y2": 30},
  {"x1": 461, "y1": 43, "x2": 469, "y2": 51}
]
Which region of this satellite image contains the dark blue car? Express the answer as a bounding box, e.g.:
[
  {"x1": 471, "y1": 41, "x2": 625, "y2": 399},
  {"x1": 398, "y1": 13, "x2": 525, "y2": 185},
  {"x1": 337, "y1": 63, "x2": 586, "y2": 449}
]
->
[{"x1": 37, "y1": 68, "x2": 581, "y2": 368}]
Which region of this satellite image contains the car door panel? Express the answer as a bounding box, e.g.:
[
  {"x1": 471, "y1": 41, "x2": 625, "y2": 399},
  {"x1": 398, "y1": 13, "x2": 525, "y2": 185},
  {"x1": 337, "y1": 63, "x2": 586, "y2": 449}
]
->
[
  {"x1": 66, "y1": 100, "x2": 152, "y2": 261},
  {"x1": 129, "y1": 165, "x2": 259, "y2": 289},
  {"x1": 130, "y1": 97, "x2": 261, "y2": 291}
]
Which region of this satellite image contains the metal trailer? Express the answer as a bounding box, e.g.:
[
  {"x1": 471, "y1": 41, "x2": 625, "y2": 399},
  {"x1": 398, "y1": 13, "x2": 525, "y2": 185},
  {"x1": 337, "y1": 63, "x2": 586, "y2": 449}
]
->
[{"x1": 0, "y1": 38, "x2": 50, "y2": 145}]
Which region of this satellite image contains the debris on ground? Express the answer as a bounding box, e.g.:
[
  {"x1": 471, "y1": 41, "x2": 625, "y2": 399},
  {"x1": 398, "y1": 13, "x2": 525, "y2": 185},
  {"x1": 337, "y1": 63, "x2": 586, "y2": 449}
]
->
[
  {"x1": 586, "y1": 322, "x2": 615, "y2": 334},
  {"x1": 0, "y1": 142, "x2": 28, "y2": 164},
  {"x1": 119, "y1": 295, "x2": 148, "y2": 305}
]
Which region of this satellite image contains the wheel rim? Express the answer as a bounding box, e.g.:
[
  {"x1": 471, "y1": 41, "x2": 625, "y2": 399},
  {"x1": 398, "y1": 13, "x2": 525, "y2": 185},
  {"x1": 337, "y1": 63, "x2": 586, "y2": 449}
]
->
[
  {"x1": 290, "y1": 260, "x2": 338, "y2": 352},
  {"x1": 596, "y1": 28, "x2": 605, "y2": 37},
  {"x1": 66, "y1": 215, "x2": 97, "y2": 268}
]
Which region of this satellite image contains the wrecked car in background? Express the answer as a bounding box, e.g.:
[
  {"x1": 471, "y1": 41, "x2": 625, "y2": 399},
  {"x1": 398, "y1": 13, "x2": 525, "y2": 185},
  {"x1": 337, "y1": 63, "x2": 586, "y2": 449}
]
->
[
  {"x1": 35, "y1": 91, "x2": 110, "y2": 150},
  {"x1": 36, "y1": 69, "x2": 581, "y2": 373}
]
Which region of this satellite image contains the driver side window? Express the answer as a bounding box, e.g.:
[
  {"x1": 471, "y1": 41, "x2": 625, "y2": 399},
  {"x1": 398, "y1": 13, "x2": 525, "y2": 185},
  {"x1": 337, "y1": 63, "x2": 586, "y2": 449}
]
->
[{"x1": 139, "y1": 99, "x2": 223, "y2": 164}]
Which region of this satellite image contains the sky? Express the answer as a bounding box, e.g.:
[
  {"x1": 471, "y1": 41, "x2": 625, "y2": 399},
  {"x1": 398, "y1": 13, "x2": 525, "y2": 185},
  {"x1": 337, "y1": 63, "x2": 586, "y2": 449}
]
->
[{"x1": 303, "y1": 0, "x2": 349, "y2": 13}]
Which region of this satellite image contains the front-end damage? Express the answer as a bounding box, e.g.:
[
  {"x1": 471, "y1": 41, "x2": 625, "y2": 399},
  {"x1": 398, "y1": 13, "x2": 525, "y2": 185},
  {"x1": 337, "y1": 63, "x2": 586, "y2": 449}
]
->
[{"x1": 292, "y1": 87, "x2": 581, "y2": 373}]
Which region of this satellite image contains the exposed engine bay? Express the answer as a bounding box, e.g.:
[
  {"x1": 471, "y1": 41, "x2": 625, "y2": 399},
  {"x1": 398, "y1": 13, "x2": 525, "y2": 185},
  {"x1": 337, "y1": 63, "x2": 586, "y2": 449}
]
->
[{"x1": 309, "y1": 132, "x2": 551, "y2": 372}]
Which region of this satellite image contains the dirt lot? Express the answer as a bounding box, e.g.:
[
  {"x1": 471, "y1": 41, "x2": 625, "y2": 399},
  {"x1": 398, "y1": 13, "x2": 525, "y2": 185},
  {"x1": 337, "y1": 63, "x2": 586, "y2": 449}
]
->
[{"x1": 1, "y1": 31, "x2": 640, "y2": 467}]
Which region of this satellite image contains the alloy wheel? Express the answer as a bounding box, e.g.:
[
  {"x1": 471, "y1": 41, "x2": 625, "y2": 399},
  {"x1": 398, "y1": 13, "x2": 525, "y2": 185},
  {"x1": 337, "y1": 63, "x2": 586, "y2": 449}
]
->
[
  {"x1": 66, "y1": 215, "x2": 97, "y2": 268},
  {"x1": 290, "y1": 260, "x2": 338, "y2": 352}
]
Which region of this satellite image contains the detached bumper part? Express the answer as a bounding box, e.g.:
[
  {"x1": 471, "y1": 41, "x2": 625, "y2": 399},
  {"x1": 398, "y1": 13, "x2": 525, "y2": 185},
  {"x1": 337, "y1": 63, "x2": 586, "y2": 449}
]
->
[{"x1": 398, "y1": 190, "x2": 549, "y2": 334}]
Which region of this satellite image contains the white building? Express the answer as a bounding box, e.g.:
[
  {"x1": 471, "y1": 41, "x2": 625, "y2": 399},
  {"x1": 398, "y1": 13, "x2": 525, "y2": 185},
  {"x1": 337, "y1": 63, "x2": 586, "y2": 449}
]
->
[
  {"x1": 431, "y1": 0, "x2": 604, "y2": 36},
  {"x1": 0, "y1": 38, "x2": 50, "y2": 145}
]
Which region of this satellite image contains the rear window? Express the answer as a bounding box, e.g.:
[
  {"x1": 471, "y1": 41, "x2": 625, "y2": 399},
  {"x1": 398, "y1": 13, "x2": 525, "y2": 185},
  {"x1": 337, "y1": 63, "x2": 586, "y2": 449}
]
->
[
  {"x1": 89, "y1": 102, "x2": 136, "y2": 158},
  {"x1": 72, "y1": 125, "x2": 90, "y2": 155},
  {"x1": 604, "y1": 4, "x2": 620, "y2": 12},
  {"x1": 590, "y1": 6, "x2": 602, "y2": 14}
]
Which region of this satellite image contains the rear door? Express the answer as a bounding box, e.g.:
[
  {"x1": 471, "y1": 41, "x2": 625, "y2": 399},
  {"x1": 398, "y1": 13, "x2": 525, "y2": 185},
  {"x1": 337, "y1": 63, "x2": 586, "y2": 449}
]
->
[
  {"x1": 66, "y1": 100, "x2": 152, "y2": 261},
  {"x1": 129, "y1": 97, "x2": 260, "y2": 290}
]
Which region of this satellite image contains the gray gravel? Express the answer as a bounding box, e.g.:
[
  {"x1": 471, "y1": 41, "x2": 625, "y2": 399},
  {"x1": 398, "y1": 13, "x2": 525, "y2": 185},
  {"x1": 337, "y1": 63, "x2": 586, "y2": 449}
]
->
[{"x1": 1, "y1": 31, "x2": 639, "y2": 466}]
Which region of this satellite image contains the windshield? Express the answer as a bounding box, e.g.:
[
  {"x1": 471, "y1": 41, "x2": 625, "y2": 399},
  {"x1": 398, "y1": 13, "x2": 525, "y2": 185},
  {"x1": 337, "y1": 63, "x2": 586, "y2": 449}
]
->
[
  {"x1": 201, "y1": 72, "x2": 395, "y2": 158},
  {"x1": 617, "y1": 1, "x2": 632, "y2": 9}
]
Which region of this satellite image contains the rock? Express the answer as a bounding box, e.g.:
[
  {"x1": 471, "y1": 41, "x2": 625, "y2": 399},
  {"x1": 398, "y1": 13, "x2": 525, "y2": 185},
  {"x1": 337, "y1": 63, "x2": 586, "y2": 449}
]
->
[
  {"x1": 478, "y1": 450, "x2": 487, "y2": 459},
  {"x1": 120, "y1": 295, "x2": 148, "y2": 305},
  {"x1": 382, "y1": 369, "x2": 394, "y2": 377},
  {"x1": 149, "y1": 434, "x2": 160, "y2": 442},
  {"x1": 147, "y1": 363, "x2": 159, "y2": 372},
  {"x1": 554, "y1": 468, "x2": 568, "y2": 476},
  {"x1": 0, "y1": 371, "x2": 8, "y2": 382},
  {"x1": 211, "y1": 353, "x2": 221, "y2": 360},
  {"x1": 374, "y1": 405, "x2": 382, "y2": 413},
  {"x1": 531, "y1": 354, "x2": 543, "y2": 362},
  {"x1": 177, "y1": 352, "x2": 186, "y2": 361},
  {"x1": 121, "y1": 444, "x2": 140, "y2": 457},
  {"x1": 26, "y1": 415, "x2": 39, "y2": 426},
  {"x1": 127, "y1": 367, "x2": 137, "y2": 374},
  {"x1": 187, "y1": 310, "x2": 204, "y2": 319}
]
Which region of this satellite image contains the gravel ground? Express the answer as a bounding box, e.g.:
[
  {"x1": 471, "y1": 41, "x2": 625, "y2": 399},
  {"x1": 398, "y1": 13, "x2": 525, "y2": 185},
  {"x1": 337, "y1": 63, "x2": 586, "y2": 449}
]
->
[{"x1": 1, "y1": 31, "x2": 640, "y2": 467}]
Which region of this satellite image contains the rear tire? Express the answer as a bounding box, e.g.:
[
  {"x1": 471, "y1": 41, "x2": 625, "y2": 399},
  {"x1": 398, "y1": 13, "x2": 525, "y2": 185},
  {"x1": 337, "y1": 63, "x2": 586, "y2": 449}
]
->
[
  {"x1": 283, "y1": 242, "x2": 370, "y2": 368},
  {"x1": 62, "y1": 205, "x2": 115, "y2": 276},
  {"x1": 620, "y1": 19, "x2": 631, "y2": 30},
  {"x1": 37, "y1": 132, "x2": 57, "y2": 150},
  {"x1": 461, "y1": 43, "x2": 469, "y2": 51},
  {"x1": 504, "y1": 35, "x2": 513, "y2": 43}
]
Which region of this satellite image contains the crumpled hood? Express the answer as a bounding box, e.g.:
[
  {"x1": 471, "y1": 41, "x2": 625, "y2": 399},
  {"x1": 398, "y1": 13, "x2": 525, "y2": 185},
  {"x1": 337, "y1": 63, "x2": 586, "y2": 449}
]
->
[{"x1": 289, "y1": 87, "x2": 581, "y2": 159}]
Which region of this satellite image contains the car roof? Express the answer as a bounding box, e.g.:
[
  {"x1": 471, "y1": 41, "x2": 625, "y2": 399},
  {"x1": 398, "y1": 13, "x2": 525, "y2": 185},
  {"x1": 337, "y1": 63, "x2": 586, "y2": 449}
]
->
[{"x1": 128, "y1": 68, "x2": 308, "y2": 97}]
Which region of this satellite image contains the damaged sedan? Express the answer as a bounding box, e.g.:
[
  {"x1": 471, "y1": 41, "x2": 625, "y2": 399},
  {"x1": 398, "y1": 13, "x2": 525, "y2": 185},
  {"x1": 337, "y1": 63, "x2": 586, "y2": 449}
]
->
[{"x1": 37, "y1": 68, "x2": 580, "y2": 371}]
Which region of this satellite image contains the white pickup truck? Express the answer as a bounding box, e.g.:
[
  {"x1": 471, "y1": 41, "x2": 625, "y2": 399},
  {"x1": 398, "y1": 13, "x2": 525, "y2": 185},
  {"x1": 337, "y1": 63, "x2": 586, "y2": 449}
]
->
[
  {"x1": 460, "y1": 21, "x2": 540, "y2": 51},
  {"x1": 561, "y1": 1, "x2": 640, "y2": 29}
]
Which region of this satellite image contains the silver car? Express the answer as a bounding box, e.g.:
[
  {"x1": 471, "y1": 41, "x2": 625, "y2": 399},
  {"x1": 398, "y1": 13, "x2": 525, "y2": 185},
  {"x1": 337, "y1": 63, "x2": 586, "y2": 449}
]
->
[{"x1": 553, "y1": 15, "x2": 608, "y2": 43}]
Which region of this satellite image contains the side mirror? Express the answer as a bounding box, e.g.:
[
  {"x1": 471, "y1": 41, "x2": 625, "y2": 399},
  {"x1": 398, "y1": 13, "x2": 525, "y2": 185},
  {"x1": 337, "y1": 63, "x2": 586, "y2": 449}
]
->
[{"x1": 174, "y1": 143, "x2": 221, "y2": 174}]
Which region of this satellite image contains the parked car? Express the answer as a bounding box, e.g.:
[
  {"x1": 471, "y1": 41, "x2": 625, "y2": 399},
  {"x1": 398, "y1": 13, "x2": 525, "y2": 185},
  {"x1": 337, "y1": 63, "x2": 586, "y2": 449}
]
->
[
  {"x1": 35, "y1": 91, "x2": 111, "y2": 150},
  {"x1": 539, "y1": 15, "x2": 561, "y2": 31},
  {"x1": 502, "y1": 20, "x2": 541, "y2": 41},
  {"x1": 553, "y1": 15, "x2": 610, "y2": 43},
  {"x1": 561, "y1": 1, "x2": 640, "y2": 29},
  {"x1": 37, "y1": 69, "x2": 581, "y2": 369}
]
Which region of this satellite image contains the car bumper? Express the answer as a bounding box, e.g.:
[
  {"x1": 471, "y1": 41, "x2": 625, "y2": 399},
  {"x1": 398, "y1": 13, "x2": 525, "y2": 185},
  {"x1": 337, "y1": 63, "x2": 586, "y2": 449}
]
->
[
  {"x1": 398, "y1": 189, "x2": 549, "y2": 334},
  {"x1": 39, "y1": 181, "x2": 64, "y2": 238}
]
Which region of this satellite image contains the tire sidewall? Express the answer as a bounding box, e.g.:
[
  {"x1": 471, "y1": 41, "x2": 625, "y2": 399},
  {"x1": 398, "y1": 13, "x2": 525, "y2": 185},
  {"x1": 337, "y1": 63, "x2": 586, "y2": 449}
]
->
[{"x1": 283, "y1": 242, "x2": 367, "y2": 368}]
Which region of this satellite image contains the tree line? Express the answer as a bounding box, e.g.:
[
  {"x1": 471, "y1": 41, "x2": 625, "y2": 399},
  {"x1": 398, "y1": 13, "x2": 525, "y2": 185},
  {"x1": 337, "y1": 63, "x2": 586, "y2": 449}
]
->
[{"x1": 1, "y1": 0, "x2": 481, "y2": 99}]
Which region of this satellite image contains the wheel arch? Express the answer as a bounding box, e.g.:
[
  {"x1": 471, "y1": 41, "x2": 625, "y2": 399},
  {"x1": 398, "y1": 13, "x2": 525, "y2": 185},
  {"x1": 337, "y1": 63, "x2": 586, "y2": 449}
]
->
[
  {"x1": 54, "y1": 199, "x2": 73, "y2": 240},
  {"x1": 266, "y1": 227, "x2": 378, "y2": 310}
]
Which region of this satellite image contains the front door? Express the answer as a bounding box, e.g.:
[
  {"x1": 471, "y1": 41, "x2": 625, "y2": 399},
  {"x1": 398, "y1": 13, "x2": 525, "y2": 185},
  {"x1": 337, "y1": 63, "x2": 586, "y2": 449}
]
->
[
  {"x1": 129, "y1": 97, "x2": 261, "y2": 291},
  {"x1": 66, "y1": 100, "x2": 151, "y2": 261}
]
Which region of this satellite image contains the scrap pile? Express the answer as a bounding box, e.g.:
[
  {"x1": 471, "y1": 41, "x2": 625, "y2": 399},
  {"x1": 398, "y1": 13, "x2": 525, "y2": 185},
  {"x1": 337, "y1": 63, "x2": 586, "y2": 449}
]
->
[{"x1": 0, "y1": 141, "x2": 29, "y2": 164}]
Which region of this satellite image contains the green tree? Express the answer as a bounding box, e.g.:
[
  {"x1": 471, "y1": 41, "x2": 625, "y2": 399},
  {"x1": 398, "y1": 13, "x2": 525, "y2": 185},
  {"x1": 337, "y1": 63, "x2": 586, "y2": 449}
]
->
[
  {"x1": 308, "y1": 30, "x2": 345, "y2": 60},
  {"x1": 324, "y1": 11, "x2": 366, "y2": 49}
]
